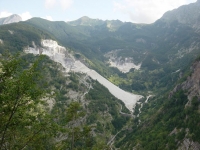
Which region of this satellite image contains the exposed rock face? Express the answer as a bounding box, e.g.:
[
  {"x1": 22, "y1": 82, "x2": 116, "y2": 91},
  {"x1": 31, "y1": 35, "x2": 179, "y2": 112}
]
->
[
  {"x1": 105, "y1": 50, "x2": 141, "y2": 73},
  {"x1": 25, "y1": 40, "x2": 143, "y2": 111},
  {"x1": 8, "y1": 30, "x2": 14, "y2": 34},
  {"x1": 169, "y1": 60, "x2": 200, "y2": 149},
  {"x1": 0, "y1": 14, "x2": 22, "y2": 25},
  {"x1": 178, "y1": 138, "x2": 200, "y2": 150},
  {"x1": 109, "y1": 57, "x2": 141, "y2": 73},
  {"x1": 181, "y1": 61, "x2": 200, "y2": 101},
  {"x1": 0, "y1": 39, "x2": 3, "y2": 44},
  {"x1": 169, "y1": 61, "x2": 200, "y2": 102}
]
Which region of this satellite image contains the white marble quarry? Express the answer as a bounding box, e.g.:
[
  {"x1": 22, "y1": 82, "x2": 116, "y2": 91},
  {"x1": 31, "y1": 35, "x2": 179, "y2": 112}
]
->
[
  {"x1": 25, "y1": 39, "x2": 143, "y2": 111},
  {"x1": 105, "y1": 50, "x2": 141, "y2": 73}
]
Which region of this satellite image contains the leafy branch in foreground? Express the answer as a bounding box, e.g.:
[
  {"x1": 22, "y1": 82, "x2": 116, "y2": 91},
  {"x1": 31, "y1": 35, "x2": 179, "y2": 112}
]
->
[{"x1": 0, "y1": 52, "x2": 53, "y2": 150}]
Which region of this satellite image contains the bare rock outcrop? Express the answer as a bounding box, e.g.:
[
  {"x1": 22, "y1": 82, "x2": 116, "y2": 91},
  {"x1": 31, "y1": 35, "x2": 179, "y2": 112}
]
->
[
  {"x1": 0, "y1": 14, "x2": 22, "y2": 25},
  {"x1": 104, "y1": 50, "x2": 141, "y2": 73},
  {"x1": 178, "y1": 138, "x2": 200, "y2": 150},
  {"x1": 169, "y1": 61, "x2": 200, "y2": 149},
  {"x1": 169, "y1": 61, "x2": 200, "y2": 102},
  {"x1": 25, "y1": 39, "x2": 143, "y2": 112}
]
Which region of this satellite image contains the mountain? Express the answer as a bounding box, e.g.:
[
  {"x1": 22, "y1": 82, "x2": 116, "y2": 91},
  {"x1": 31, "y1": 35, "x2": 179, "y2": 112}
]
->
[
  {"x1": 0, "y1": 14, "x2": 22, "y2": 25},
  {"x1": 41, "y1": 1, "x2": 200, "y2": 149},
  {"x1": 0, "y1": 23, "x2": 131, "y2": 149},
  {"x1": 25, "y1": 8, "x2": 200, "y2": 94},
  {"x1": 0, "y1": 22, "x2": 54, "y2": 53},
  {"x1": 1, "y1": 0, "x2": 200, "y2": 149},
  {"x1": 67, "y1": 16, "x2": 124, "y2": 31},
  {"x1": 161, "y1": 0, "x2": 200, "y2": 30},
  {"x1": 115, "y1": 58, "x2": 200, "y2": 150},
  {"x1": 67, "y1": 16, "x2": 104, "y2": 26}
]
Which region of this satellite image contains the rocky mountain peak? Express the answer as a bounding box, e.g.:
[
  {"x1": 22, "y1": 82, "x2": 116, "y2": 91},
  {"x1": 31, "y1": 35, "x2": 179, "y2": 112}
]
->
[
  {"x1": 0, "y1": 14, "x2": 22, "y2": 25},
  {"x1": 160, "y1": 0, "x2": 200, "y2": 30},
  {"x1": 80, "y1": 16, "x2": 91, "y2": 21}
]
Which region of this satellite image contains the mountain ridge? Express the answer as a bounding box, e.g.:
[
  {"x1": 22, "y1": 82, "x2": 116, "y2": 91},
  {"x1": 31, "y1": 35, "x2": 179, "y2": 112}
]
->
[
  {"x1": 67, "y1": 16, "x2": 104, "y2": 26},
  {"x1": 0, "y1": 14, "x2": 22, "y2": 25},
  {"x1": 161, "y1": 0, "x2": 200, "y2": 30},
  {"x1": 67, "y1": 16, "x2": 124, "y2": 31}
]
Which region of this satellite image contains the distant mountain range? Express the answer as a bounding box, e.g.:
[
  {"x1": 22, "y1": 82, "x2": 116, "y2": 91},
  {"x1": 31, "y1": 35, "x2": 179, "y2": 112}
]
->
[
  {"x1": 67, "y1": 16, "x2": 124, "y2": 31},
  {"x1": 0, "y1": 14, "x2": 22, "y2": 25},
  {"x1": 67, "y1": 16, "x2": 105, "y2": 26}
]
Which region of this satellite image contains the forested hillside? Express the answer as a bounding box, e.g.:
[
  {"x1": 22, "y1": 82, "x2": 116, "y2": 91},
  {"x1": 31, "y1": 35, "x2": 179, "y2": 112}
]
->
[
  {"x1": 0, "y1": 22, "x2": 130, "y2": 149},
  {"x1": 115, "y1": 58, "x2": 200, "y2": 149},
  {"x1": 0, "y1": 51, "x2": 132, "y2": 149},
  {"x1": 1, "y1": 0, "x2": 200, "y2": 149}
]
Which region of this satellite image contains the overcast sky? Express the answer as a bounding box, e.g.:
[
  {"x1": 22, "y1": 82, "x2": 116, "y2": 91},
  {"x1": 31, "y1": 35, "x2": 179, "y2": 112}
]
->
[{"x1": 0, "y1": 0, "x2": 197, "y2": 24}]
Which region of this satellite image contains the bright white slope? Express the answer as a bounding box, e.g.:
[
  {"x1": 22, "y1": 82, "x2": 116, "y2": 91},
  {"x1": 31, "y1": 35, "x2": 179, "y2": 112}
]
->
[
  {"x1": 105, "y1": 50, "x2": 141, "y2": 73},
  {"x1": 25, "y1": 39, "x2": 143, "y2": 111}
]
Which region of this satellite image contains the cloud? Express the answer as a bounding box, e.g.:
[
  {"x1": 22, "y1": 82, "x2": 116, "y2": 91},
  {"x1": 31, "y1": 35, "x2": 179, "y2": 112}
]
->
[
  {"x1": 113, "y1": 0, "x2": 197, "y2": 23},
  {"x1": 0, "y1": 11, "x2": 12, "y2": 18},
  {"x1": 60, "y1": 0, "x2": 73, "y2": 10},
  {"x1": 45, "y1": 0, "x2": 56, "y2": 9},
  {"x1": 45, "y1": 0, "x2": 73, "y2": 10},
  {"x1": 113, "y1": 1, "x2": 126, "y2": 12},
  {"x1": 20, "y1": 12, "x2": 32, "y2": 21},
  {"x1": 46, "y1": 16, "x2": 53, "y2": 21}
]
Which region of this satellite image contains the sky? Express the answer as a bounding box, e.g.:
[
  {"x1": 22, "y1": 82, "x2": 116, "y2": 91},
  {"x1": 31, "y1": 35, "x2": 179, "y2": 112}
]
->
[{"x1": 0, "y1": 0, "x2": 197, "y2": 24}]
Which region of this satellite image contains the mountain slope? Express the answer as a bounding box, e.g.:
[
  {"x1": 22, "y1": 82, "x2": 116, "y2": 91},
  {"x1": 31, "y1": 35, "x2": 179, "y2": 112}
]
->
[
  {"x1": 114, "y1": 57, "x2": 200, "y2": 149},
  {"x1": 0, "y1": 22, "x2": 54, "y2": 53},
  {"x1": 161, "y1": 0, "x2": 200, "y2": 30},
  {"x1": 0, "y1": 14, "x2": 22, "y2": 25},
  {"x1": 67, "y1": 16, "x2": 104, "y2": 26},
  {"x1": 1, "y1": 1, "x2": 200, "y2": 149},
  {"x1": 0, "y1": 30, "x2": 132, "y2": 149},
  {"x1": 24, "y1": 0, "x2": 200, "y2": 95},
  {"x1": 67, "y1": 16, "x2": 124, "y2": 31}
]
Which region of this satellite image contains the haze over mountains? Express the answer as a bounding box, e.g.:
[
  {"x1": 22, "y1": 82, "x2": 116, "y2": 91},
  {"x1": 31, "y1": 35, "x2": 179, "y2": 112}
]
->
[{"x1": 0, "y1": 0, "x2": 200, "y2": 149}]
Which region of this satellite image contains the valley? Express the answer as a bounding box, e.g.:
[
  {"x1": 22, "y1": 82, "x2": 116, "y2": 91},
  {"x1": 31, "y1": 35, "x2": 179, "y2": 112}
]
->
[
  {"x1": 25, "y1": 39, "x2": 143, "y2": 112},
  {"x1": 1, "y1": 0, "x2": 200, "y2": 149}
]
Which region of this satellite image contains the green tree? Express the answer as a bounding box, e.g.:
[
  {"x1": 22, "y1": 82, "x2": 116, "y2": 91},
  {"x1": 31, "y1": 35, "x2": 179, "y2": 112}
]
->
[
  {"x1": 0, "y1": 52, "x2": 53, "y2": 150},
  {"x1": 57, "y1": 101, "x2": 97, "y2": 150},
  {"x1": 66, "y1": 102, "x2": 88, "y2": 150}
]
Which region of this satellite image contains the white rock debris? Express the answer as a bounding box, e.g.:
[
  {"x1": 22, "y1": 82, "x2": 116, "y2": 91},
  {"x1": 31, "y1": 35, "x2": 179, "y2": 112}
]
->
[
  {"x1": 109, "y1": 59, "x2": 141, "y2": 73},
  {"x1": 8, "y1": 30, "x2": 14, "y2": 34},
  {"x1": 105, "y1": 50, "x2": 141, "y2": 73},
  {"x1": 0, "y1": 14, "x2": 22, "y2": 25},
  {"x1": 0, "y1": 39, "x2": 3, "y2": 44},
  {"x1": 25, "y1": 39, "x2": 143, "y2": 112}
]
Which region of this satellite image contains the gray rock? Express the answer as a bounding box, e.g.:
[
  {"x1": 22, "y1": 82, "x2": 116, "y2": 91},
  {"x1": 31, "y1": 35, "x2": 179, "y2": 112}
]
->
[
  {"x1": 0, "y1": 14, "x2": 22, "y2": 25},
  {"x1": 169, "y1": 61, "x2": 200, "y2": 104}
]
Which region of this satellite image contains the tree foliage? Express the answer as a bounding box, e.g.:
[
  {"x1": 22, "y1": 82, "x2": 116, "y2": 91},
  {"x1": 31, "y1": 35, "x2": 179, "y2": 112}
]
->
[{"x1": 0, "y1": 52, "x2": 54, "y2": 149}]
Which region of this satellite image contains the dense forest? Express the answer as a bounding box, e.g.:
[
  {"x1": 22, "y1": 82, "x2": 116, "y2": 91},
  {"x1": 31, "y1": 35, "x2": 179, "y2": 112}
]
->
[{"x1": 0, "y1": 52, "x2": 131, "y2": 149}]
